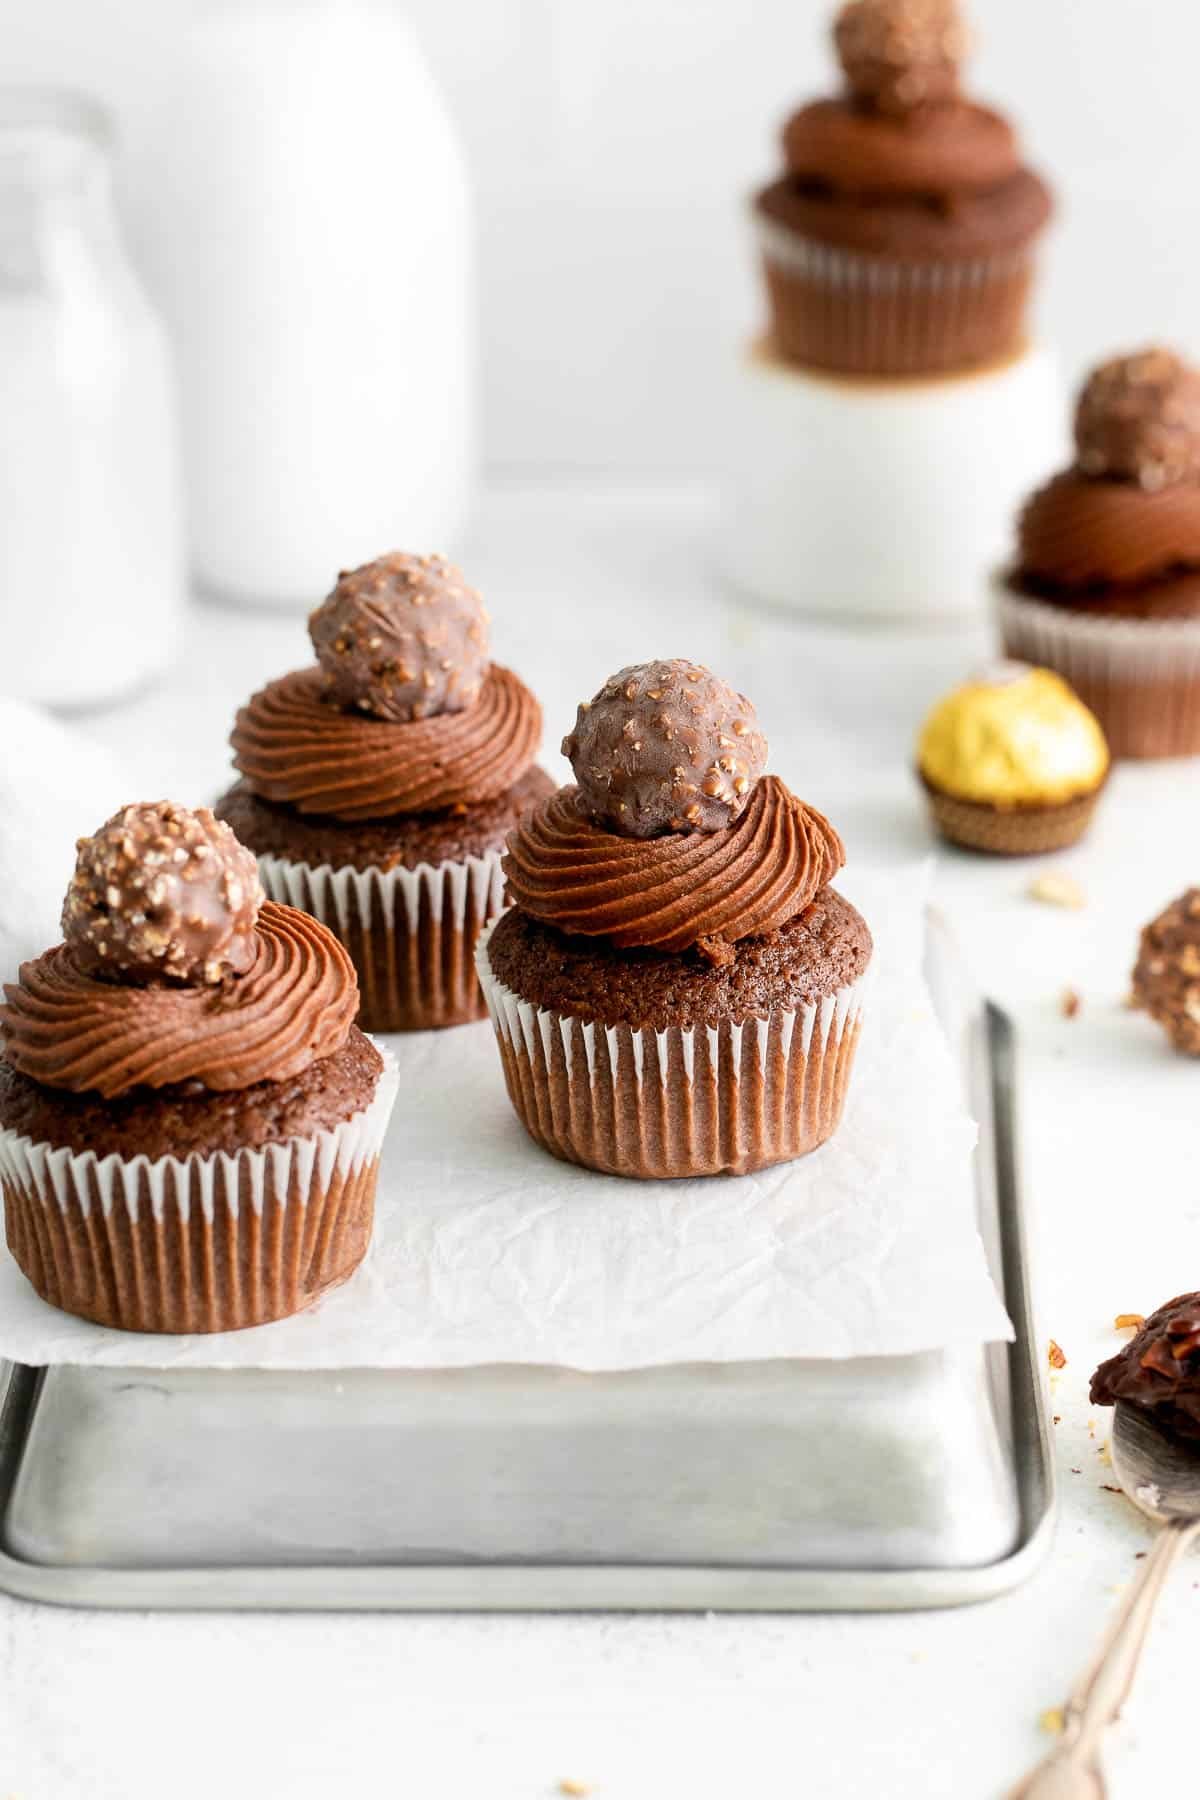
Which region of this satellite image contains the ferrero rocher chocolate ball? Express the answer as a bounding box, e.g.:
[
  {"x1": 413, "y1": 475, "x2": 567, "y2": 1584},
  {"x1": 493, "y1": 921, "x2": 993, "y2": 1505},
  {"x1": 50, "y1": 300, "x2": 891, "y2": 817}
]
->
[
  {"x1": 61, "y1": 801, "x2": 264, "y2": 987},
  {"x1": 309, "y1": 552, "x2": 490, "y2": 722},
  {"x1": 834, "y1": 0, "x2": 966, "y2": 115},
  {"x1": 562, "y1": 659, "x2": 768, "y2": 839},
  {"x1": 1132, "y1": 889, "x2": 1200, "y2": 1056},
  {"x1": 1075, "y1": 348, "x2": 1200, "y2": 492}
]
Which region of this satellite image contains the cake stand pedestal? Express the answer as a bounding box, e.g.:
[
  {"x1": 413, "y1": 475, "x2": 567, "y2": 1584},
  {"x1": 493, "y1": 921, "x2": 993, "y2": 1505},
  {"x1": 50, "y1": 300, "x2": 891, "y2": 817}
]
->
[{"x1": 721, "y1": 337, "x2": 1064, "y2": 624}]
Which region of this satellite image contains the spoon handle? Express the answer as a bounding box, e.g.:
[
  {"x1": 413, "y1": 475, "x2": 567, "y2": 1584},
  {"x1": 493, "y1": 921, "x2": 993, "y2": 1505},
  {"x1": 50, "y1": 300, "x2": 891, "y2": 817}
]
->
[{"x1": 1005, "y1": 1515, "x2": 1200, "y2": 1799}]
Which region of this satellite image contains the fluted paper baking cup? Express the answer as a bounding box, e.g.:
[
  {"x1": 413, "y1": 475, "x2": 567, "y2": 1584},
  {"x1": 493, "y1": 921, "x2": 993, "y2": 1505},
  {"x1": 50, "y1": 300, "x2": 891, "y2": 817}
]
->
[
  {"x1": 0, "y1": 1046, "x2": 399, "y2": 1334},
  {"x1": 256, "y1": 850, "x2": 506, "y2": 1032},
  {"x1": 996, "y1": 578, "x2": 1200, "y2": 760},
  {"x1": 475, "y1": 923, "x2": 866, "y2": 1180},
  {"x1": 756, "y1": 214, "x2": 1035, "y2": 377}
]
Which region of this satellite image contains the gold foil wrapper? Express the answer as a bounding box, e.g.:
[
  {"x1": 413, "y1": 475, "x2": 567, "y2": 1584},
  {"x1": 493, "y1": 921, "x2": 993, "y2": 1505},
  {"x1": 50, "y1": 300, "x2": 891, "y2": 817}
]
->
[{"x1": 917, "y1": 663, "x2": 1109, "y2": 805}]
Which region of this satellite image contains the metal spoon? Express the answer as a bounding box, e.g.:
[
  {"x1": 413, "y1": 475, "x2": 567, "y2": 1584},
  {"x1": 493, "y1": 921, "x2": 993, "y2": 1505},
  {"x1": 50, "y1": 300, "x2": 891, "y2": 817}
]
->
[{"x1": 1007, "y1": 1400, "x2": 1200, "y2": 1798}]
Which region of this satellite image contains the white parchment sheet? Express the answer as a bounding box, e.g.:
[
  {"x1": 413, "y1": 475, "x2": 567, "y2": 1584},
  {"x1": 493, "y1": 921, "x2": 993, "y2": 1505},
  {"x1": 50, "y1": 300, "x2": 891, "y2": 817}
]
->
[{"x1": 0, "y1": 865, "x2": 1011, "y2": 1369}]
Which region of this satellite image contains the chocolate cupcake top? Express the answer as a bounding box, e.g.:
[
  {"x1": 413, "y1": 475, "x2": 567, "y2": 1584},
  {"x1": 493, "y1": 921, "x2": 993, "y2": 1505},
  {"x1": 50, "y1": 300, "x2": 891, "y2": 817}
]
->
[
  {"x1": 917, "y1": 664, "x2": 1109, "y2": 806},
  {"x1": 231, "y1": 552, "x2": 542, "y2": 820},
  {"x1": 0, "y1": 803, "x2": 359, "y2": 1100},
  {"x1": 1016, "y1": 349, "x2": 1200, "y2": 606},
  {"x1": 1092, "y1": 1296, "x2": 1200, "y2": 1440},
  {"x1": 758, "y1": 0, "x2": 1052, "y2": 260},
  {"x1": 505, "y1": 661, "x2": 846, "y2": 963},
  {"x1": 1132, "y1": 888, "x2": 1200, "y2": 1057}
]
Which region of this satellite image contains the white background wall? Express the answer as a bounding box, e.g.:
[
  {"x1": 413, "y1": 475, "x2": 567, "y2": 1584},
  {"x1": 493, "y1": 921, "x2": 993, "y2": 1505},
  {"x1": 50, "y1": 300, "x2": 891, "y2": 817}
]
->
[{"x1": 3, "y1": 0, "x2": 1196, "y2": 474}]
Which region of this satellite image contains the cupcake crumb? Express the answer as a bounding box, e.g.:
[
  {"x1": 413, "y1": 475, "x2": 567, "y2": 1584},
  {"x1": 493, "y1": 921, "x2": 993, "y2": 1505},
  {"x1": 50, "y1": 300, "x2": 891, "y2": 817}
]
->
[
  {"x1": 1039, "y1": 1708, "x2": 1065, "y2": 1736},
  {"x1": 1060, "y1": 987, "x2": 1081, "y2": 1018},
  {"x1": 1028, "y1": 871, "x2": 1086, "y2": 910},
  {"x1": 558, "y1": 1782, "x2": 591, "y2": 1797},
  {"x1": 1114, "y1": 1313, "x2": 1144, "y2": 1333},
  {"x1": 1048, "y1": 1339, "x2": 1068, "y2": 1370}
]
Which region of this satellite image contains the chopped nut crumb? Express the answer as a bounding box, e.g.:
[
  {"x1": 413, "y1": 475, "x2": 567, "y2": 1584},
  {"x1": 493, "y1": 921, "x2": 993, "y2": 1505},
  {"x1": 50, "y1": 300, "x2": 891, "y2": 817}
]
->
[
  {"x1": 1048, "y1": 1340, "x2": 1068, "y2": 1370},
  {"x1": 1028, "y1": 872, "x2": 1087, "y2": 910},
  {"x1": 1061, "y1": 987, "x2": 1082, "y2": 1019},
  {"x1": 1115, "y1": 1313, "x2": 1145, "y2": 1332},
  {"x1": 1039, "y1": 1708, "x2": 1065, "y2": 1736},
  {"x1": 1053, "y1": 1414, "x2": 1062, "y2": 1426}
]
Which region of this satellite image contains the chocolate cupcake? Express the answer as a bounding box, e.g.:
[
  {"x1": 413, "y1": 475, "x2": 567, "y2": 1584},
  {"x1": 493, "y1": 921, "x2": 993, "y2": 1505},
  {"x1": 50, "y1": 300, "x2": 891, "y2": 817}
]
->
[
  {"x1": 215, "y1": 552, "x2": 551, "y2": 1032},
  {"x1": 0, "y1": 802, "x2": 397, "y2": 1333},
  {"x1": 475, "y1": 660, "x2": 873, "y2": 1180},
  {"x1": 1131, "y1": 888, "x2": 1200, "y2": 1055},
  {"x1": 754, "y1": 0, "x2": 1053, "y2": 377},
  {"x1": 1092, "y1": 1297, "x2": 1200, "y2": 1442},
  {"x1": 999, "y1": 349, "x2": 1200, "y2": 759},
  {"x1": 917, "y1": 662, "x2": 1109, "y2": 855}
]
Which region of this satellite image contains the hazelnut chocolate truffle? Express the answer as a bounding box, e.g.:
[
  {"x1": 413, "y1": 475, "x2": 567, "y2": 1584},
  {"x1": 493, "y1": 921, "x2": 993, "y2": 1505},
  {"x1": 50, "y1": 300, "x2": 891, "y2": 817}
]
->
[
  {"x1": 834, "y1": 0, "x2": 965, "y2": 115},
  {"x1": 916, "y1": 663, "x2": 1109, "y2": 855},
  {"x1": 0, "y1": 802, "x2": 398, "y2": 1334},
  {"x1": 62, "y1": 800, "x2": 262, "y2": 985},
  {"x1": 215, "y1": 551, "x2": 551, "y2": 1032},
  {"x1": 309, "y1": 551, "x2": 489, "y2": 722},
  {"x1": 1132, "y1": 889, "x2": 1200, "y2": 1056},
  {"x1": 1092, "y1": 1297, "x2": 1200, "y2": 1442},
  {"x1": 476, "y1": 661, "x2": 873, "y2": 1180},
  {"x1": 562, "y1": 659, "x2": 768, "y2": 837},
  {"x1": 753, "y1": 0, "x2": 1053, "y2": 376},
  {"x1": 999, "y1": 348, "x2": 1200, "y2": 759}
]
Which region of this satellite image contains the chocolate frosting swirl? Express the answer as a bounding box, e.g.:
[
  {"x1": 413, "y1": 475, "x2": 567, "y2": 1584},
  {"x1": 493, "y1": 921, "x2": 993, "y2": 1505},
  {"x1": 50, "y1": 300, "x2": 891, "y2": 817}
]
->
[
  {"x1": 783, "y1": 97, "x2": 1018, "y2": 200},
  {"x1": 1018, "y1": 471, "x2": 1200, "y2": 589},
  {"x1": 0, "y1": 902, "x2": 357, "y2": 1100},
  {"x1": 232, "y1": 664, "x2": 541, "y2": 821},
  {"x1": 503, "y1": 776, "x2": 845, "y2": 955}
]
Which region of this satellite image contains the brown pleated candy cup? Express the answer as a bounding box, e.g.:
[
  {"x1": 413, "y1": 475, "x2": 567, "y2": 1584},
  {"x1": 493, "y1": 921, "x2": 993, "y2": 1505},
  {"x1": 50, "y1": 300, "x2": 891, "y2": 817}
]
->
[
  {"x1": 476, "y1": 924, "x2": 865, "y2": 1181},
  {"x1": 920, "y1": 772, "x2": 1102, "y2": 856},
  {"x1": 0, "y1": 1049, "x2": 398, "y2": 1334}
]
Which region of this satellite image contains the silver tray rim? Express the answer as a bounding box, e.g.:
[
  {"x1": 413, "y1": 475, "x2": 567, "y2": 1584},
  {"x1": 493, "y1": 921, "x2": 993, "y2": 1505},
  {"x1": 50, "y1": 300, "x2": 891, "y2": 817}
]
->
[{"x1": 0, "y1": 950, "x2": 1056, "y2": 1613}]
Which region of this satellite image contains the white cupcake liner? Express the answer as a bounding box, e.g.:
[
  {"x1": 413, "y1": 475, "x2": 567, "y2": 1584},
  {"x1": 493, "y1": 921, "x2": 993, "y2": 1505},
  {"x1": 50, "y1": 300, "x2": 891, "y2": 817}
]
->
[
  {"x1": 756, "y1": 217, "x2": 1029, "y2": 290},
  {"x1": 475, "y1": 921, "x2": 866, "y2": 1180},
  {"x1": 995, "y1": 576, "x2": 1200, "y2": 759},
  {"x1": 754, "y1": 212, "x2": 1034, "y2": 377},
  {"x1": 257, "y1": 849, "x2": 506, "y2": 1031},
  {"x1": 0, "y1": 1045, "x2": 399, "y2": 1334}
]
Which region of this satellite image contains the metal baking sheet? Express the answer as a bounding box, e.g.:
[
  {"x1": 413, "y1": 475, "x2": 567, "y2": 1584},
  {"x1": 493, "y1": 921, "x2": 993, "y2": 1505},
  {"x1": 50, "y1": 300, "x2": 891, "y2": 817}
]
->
[{"x1": 0, "y1": 914, "x2": 1054, "y2": 1611}]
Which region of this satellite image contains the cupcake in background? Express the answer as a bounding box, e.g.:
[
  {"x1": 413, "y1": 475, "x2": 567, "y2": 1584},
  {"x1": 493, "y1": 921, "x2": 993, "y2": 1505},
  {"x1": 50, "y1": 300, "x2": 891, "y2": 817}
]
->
[
  {"x1": 755, "y1": 0, "x2": 1053, "y2": 377},
  {"x1": 216, "y1": 552, "x2": 552, "y2": 1032},
  {"x1": 0, "y1": 802, "x2": 398, "y2": 1333},
  {"x1": 917, "y1": 662, "x2": 1109, "y2": 854},
  {"x1": 476, "y1": 660, "x2": 872, "y2": 1180},
  {"x1": 998, "y1": 349, "x2": 1200, "y2": 759}
]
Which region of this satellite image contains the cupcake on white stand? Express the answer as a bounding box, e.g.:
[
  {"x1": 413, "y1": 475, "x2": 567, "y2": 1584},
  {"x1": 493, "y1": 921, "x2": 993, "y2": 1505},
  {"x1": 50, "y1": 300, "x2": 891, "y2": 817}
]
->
[{"x1": 725, "y1": 0, "x2": 1063, "y2": 623}]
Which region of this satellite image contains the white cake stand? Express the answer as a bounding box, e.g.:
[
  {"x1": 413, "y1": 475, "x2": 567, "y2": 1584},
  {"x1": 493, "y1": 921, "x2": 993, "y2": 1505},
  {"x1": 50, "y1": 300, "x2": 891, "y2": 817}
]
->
[{"x1": 721, "y1": 336, "x2": 1065, "y2": 624}]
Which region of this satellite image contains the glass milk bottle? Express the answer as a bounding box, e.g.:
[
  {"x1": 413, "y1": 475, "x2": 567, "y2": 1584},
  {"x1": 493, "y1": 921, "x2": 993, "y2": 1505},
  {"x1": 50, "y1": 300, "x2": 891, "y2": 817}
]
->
[
  {"x1": 0, "y1": 92, "x2": 184, "y2": 708},
  {"x1": 136, "y1": 0, "x2": 477, "y2": 609}
]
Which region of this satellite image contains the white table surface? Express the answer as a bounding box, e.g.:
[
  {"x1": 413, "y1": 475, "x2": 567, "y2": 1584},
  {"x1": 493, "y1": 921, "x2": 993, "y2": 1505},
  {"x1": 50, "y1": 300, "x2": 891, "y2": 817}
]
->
[{"x1": 5, "y1": 482, "x2": 1200, "y2": 1800}]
